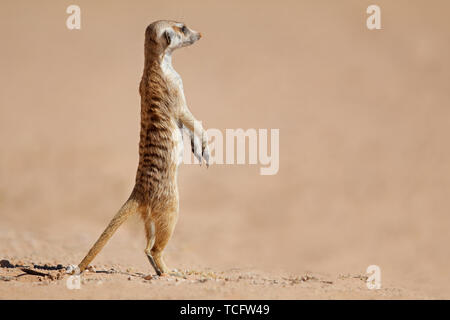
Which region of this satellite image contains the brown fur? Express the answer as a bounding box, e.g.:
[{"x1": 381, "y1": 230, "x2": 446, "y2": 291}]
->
[{"x1": 78, "y1": 20, "x2": 208, "y2": 275}]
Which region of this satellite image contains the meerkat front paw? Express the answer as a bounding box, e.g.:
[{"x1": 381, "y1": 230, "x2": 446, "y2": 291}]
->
[
  {"x1": 202, "y1": 132, "x2": 210, "y2": 167},
  {"x1": 190, "y1": 132, "x2": 203, "y2": 164}
]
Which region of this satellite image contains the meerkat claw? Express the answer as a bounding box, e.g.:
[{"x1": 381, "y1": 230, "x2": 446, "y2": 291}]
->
[
  {"x1": 189, "y1": 131, "x2": 203, "y2": 164},
  {"x1": 203, "y1": 148, "x2": 210, "y2": 168}
]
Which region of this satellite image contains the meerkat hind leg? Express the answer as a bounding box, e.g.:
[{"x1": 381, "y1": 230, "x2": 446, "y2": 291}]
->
[
  {"x1": 144, "y1": 221, "x2": 162, "y2": 276},
  {"x1": 151, "y1": 209, "x2": 179, "y2": 276}
]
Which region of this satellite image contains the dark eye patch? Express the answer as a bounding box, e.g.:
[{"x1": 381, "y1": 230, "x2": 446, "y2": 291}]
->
[{"x1": 173, "y1": 26, "x2": 186, "y2": 35}]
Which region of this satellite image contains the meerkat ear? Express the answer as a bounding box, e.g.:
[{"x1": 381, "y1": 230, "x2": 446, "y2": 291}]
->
[{"x1": 164, "y1": 30, "x2": 174, "y2": 46}]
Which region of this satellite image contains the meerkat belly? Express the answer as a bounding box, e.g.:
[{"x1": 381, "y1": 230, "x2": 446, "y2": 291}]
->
[
  {"x1": 162, "y1": 54, "x2": 186, "y2": 168},
  {"x1": 170, "y1": 123, "x2": 184, "y2": 167}
]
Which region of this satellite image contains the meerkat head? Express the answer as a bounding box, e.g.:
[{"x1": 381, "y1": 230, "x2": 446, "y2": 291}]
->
[{"x1": 145, "y1": 20, "x2": 202, "y2": 56}]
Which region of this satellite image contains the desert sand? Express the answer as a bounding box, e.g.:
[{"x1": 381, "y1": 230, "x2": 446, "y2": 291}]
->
[{"x1": 1, "y1": 0, "x2": 450, "y2": 299}]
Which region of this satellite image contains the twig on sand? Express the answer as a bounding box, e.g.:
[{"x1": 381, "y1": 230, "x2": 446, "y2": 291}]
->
[{"x1": 19, "y1": 267, "x2": 54, "y2": 280}]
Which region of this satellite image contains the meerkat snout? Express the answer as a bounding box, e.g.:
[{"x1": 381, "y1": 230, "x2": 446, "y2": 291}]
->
[{"x1": 173, "y1": 25, "x2": 202, "y2": 48}]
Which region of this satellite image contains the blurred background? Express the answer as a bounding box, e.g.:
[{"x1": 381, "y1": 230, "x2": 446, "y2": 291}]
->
[{"x1": 1, "y1": 0, "x2": 449, "y2": 298}]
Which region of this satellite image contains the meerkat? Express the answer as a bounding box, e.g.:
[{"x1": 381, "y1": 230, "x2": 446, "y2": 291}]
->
[{"x1": 78, "y1": 20, "x2": 210, "y2": 276}]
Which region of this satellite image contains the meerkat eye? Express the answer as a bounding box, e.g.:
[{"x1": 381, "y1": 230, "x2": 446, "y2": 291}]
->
[{"x1": 181, "y1": 26, "x2": 187, "y2": 34}]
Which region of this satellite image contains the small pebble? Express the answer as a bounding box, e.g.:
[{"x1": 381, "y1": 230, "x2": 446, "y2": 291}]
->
[
  {"x1": 0, "y1": 260, "x2": 14, "y2": 268},
  {"x1": 65, "y1": 264, "x2": 79, "y2": 275}
]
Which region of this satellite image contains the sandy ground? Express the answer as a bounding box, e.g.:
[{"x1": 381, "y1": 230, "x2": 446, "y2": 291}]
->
[{"x1": 1, "y1": 0, "x2": 450, "y2": 299}]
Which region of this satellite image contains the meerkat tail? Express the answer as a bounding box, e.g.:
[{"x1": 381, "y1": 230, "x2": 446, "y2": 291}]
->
[{"x1": 78, "y1": 198, "x2": 139, "y2": 272}]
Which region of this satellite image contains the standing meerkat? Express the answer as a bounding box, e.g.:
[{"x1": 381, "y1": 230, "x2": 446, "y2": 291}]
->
[{"x1": 78, "y1": 20, "x2": 210, "y2": 276}]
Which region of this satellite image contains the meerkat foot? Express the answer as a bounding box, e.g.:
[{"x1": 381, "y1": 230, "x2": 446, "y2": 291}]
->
[
  {"x1": 152, "y1": 252, "x2": 170, "y2": 275},
  {"x1": 147, "y1": 257, "x2": 162, "y2": 276},
  {"x1": 145, "y1": 252, "x2": 162, "y2": 276}
]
